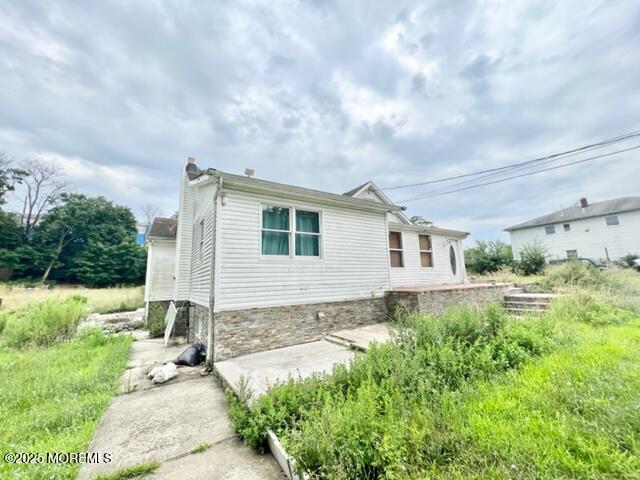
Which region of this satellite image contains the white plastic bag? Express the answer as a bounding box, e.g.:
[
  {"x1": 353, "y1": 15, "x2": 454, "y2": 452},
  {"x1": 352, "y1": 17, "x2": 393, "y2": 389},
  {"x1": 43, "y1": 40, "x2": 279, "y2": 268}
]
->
[{"x1": 150, "y1": 362, "x2": 178, "y2": 384}]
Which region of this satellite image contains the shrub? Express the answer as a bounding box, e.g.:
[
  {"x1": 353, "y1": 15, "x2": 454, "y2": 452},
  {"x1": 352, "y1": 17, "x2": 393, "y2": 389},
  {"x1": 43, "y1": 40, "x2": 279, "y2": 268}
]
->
[
  {"x1": 550, "y1": 293, "x2": 635, "y2": 326},
  {"x1": 620, "y1": 253, "x2": 639, "y2": 268},
  {"x1": 515, "y1": 242, "x2": 547, "y2": 275},
  {"x1": 465, "y1": 240, "x2": 513, "y2": 274},
  {"x1": 539, "y1": 261, "x2": 604, "y2": 290},
  {"x1": 1, "y1": 296, "x2": 87, "y2": 348}
]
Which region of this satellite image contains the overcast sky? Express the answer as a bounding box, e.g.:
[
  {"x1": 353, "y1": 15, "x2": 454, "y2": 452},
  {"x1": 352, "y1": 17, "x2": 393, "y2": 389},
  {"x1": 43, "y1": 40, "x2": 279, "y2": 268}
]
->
[{"x1": 1, "y1": 0, "x2": 639, "y2": 243}]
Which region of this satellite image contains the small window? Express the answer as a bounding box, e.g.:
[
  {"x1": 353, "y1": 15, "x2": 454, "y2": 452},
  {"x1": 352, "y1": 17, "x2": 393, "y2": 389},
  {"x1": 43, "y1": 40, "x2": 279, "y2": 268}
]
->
[
  {"x1": 563, "y1": 223, "x2": 571, "y2": 232},
  {"x1": 605, "y1": 215, "x2": 620, "y2": 226},
  {"x1": 262, "y1": 205, "x2": 290, "y2": 255},
  {"x1": 418, "y1": 234, "x2": 433, "y2": 267},
  {"x1": 566, "y1": 249, "x2": 578, "y2": 259},
  {"x1": 295, "y1": 210, "x2": 320, "y2": 256},
  {"x1": 389, "y1": 232, "x2": 404, "y2": 267},
  {"x1": 449, "y1": 245, "x2": 457, "y2": 275},
  {"x1": 199, "y1": 219, "x2": 205, "y2": 262},
  {"x1": 545, "y1": 226, "x2": 556, "y2": 235}
]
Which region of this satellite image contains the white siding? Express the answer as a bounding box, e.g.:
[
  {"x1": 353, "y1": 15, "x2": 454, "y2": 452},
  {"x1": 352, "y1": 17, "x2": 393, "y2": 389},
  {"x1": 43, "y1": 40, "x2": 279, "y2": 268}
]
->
[
  {"x1": 174, "y1": 172, "x2": 195, "y2": 300},
  {"x1": 145, "y1": 240, "x2": 176, "y2": 301},
  {"x1": 388, "y1": 228, "x2": 466, "y2": 287},
  {"x1": 510, "y1": 210, "x2": 640, "y2": 261},
  {"x1": 216, "y1": 190, "x2": 390, "y2": 310},
  {"x1": 189, "y1": 183, "x2": 217, "y2": 307}
]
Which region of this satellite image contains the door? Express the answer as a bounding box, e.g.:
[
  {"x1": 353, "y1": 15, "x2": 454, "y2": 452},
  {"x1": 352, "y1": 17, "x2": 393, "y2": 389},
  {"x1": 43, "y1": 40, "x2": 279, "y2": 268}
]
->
[{"x1": 448, "y1": 241, "x2": 460, "y2": 283}]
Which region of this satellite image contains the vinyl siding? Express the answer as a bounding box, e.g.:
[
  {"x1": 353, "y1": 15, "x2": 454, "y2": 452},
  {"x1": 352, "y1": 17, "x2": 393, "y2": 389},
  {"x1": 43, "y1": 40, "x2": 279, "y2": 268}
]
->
[
  {"x1": 510, "y1": 210, "x2": 640, "y2": 261},
  {"x1": 388, "y1": 228, "x2": 466, "y2": 287},
  {"x1": 145, "y1": 240, "x2": 176, "y2": 301},
  {"x1": 174, "y1": 172, "x2": 195, "y2": 300},
  {"x1": 189, "y1": 183, "x2": 216, "y2": 307},
  {"x1": 216, "y1": 189, "x2": 390, "y2": 310}
]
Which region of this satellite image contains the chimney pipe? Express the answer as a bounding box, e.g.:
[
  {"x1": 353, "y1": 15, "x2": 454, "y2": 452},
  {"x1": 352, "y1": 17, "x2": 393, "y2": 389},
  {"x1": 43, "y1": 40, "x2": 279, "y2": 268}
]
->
[
  {"x1": 187, "y1": 156, "x2": 196, "y2": 165},
  {"x1": 580, "y1": 197, "x2": 588, "y2": 208}
]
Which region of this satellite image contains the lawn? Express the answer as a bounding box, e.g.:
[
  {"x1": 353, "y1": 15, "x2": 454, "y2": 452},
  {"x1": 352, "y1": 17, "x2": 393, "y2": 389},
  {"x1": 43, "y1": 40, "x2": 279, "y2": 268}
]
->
[
  {"x1": 227, "y1": 265, "x2": 640, "y2": 479},
  {"x1": 0, "y1": 284, "x2": 144, "y2": 314}
]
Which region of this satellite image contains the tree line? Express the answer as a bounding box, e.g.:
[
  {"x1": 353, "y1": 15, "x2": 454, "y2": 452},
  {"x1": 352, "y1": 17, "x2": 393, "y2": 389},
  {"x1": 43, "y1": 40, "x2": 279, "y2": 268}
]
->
[{"x1": 0, "y1": 154, "x2": 146, "y2": 286}]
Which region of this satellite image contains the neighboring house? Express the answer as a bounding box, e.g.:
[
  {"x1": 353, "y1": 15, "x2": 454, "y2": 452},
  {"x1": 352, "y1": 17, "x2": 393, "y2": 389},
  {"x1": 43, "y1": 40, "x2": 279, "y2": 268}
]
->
[
  {"x1": 145, "y1": 158, "x2": 469, "y2": 361},
  {"x1": 135, "y1": 221, "x2": 148, "y2": 245},
  {"x1": 506, "y1": 196, "x2": 640, "y2": 261}
]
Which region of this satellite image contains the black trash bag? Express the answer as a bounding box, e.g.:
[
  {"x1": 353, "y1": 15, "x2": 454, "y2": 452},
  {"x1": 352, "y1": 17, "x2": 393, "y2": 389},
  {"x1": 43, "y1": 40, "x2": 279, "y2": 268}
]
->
[{"x1": 175, "y1": 342, "x2": 206, "y2": 366}]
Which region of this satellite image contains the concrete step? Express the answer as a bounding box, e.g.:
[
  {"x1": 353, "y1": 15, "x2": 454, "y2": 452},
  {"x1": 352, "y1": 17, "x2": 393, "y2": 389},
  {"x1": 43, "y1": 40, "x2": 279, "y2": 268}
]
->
[
  {"x1": 324, "y1": 335, "x2": 356, "y2": 350},
  {"x1": 504, "y1": 293, "x2": 556, "y2": 304},
  {"x1": 506, "y1": 307, "x2": 545, "y2": 316},
  {"x1": 503, "y1": 301, "x2": 551, "y2": 310}
]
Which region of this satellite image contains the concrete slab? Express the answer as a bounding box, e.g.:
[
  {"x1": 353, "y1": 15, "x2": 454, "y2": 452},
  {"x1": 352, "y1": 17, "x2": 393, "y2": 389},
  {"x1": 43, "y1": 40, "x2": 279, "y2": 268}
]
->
[
  {"x1": 215, "y1": 340, "x2": 355, "y2": 398},
  {"x1": 79, "y1": 331, "x2": 281, "y2": 480},
  {"x1": 327, "y1": 323, "x2": 392, "y2": 351}
]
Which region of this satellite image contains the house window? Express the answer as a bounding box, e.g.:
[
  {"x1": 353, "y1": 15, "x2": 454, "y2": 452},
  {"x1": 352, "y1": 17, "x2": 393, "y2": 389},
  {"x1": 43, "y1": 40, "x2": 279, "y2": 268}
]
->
[
  {"x1": 295, "y1": 210, "x2": 320, "y2": 256},
  {"x1": 389, "y1": 232, "x2": 404, "y2": 267},
  {"x1": 545, "y1": 226, "x2": 556, "y2": 235},
  {"x1": 567, "y1": 249, "x2": 578, "y2": 259},
  {"x1": 605, "y1": 215, "x2": 620, "y2": 226},
  {"x1": 199, "y1": 219, "x2": 205, "y2": 262},
  {"x1": 262, "y1": 205, "x2": 290, "y2": 255},
  {"x1": 563, "y1": 223, "x2": 571, "y2": 232},
  {"x1": 449, "y1": 245, "x2": 457, "y2": 275},
  {"x1": 418, "y1": 234, "x2": 433, "y2": 267}
]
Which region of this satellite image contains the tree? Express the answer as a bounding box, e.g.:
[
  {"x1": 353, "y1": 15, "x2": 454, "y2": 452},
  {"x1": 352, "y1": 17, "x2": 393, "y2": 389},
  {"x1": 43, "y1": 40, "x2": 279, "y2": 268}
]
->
[
  {"x1": 0, "y1": 153, "x2": 28, "y2": 205},
  {"x1": 410, "y1": 215, "x2": 432, "y2": 226},
  {"x1": 465, "y1": 240, "x2": 513, "y2": 274},
  {"x1": 140, "y1": 203, "x2": 160, "y2": 225},
  {"x1": 514, "y1": 242, "x2": 547, "y2": 276},
  {"x1": 18, "y1": 159, "x2": 66, "y2": 238}
]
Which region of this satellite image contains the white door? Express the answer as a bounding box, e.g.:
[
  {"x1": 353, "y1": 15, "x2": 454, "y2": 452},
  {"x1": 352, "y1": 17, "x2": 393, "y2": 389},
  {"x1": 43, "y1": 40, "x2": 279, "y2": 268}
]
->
[{"x1": 448, "y1": 240, "x2": 460, "y2": 283}]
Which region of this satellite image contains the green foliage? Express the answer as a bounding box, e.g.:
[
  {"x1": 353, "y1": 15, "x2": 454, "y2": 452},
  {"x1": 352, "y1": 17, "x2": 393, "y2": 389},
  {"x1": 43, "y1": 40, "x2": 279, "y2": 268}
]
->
[
  {"x1": 1, "y1": 296, "x2": 87, "y2": 348},
  {"x1": 514, "y1": 241, "x2": 547, "y2": 276},
  {"x1": 93, "y1": 461, "x2": 160, "y2": 480},
  {"x1": 464, "y1": 240, "x2": 513, "y2": 274},
  {"x1": 146, "y1": 302, "x2": 168, "y2": 337},
  {"x1": 0, "y1": 331, "x2": 131, "y2": 479},
  {"x1": 539, "y1": 260, "x2": 604, "y2": 289},
  {"x1": 620, "y1": 253, "x2": 639, "y2": 268},
  {"x1": 0, "y1": 156, "x2": 27, "y2": 205},
  {"x1": 550, "y1": 293, "x2": 636, "y2": 326}
]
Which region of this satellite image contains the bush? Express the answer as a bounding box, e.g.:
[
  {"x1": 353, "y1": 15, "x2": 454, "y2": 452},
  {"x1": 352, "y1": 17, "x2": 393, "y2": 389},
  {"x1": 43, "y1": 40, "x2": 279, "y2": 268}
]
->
[
  {"x1": 1, "y1": 296, "x2": 87, "y2": 348},
  {"x1": 620, "y1": 253, "x2": 639, "y2": 268},
  {"x1": 539, "y1": 261, "x2": 604, "y2": 290},
  {"x1": 465, "y1": 240, "x2": 513, "y2": 274},
  {"x1": 550, "y1": 293, "x2": 635, "y2": 326},
  {"x1": 515, "y1": 242, "x2": 547, "y2": 275}
]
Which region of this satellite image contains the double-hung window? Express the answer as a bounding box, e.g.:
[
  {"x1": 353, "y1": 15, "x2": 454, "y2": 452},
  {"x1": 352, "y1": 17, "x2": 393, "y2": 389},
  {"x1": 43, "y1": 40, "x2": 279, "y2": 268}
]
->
[
  {"x1": 261, "y1": 205, "x2": 321, "y2": 257},
  {"x1": 605, "y1": 215, "x2": 620, "y2": 226},
  {"x1": 389, "y1": 231, "x2": 404, "y2": 267},
  {"x1": 419, "y1": 234, "x2": 433, "y2": 267}
]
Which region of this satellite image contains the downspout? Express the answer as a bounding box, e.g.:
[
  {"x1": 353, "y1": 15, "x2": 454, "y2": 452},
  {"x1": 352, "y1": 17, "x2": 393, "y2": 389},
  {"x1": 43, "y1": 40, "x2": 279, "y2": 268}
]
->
[{"x1": 206, "y1": 176, "x2": 223, "y2": 365}]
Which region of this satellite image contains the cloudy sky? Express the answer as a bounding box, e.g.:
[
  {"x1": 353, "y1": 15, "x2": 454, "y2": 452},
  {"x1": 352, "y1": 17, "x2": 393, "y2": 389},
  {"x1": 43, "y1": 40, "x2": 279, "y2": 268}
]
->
[{"x1": 1, "y1": 0, "x2": 639, "y2": 243}]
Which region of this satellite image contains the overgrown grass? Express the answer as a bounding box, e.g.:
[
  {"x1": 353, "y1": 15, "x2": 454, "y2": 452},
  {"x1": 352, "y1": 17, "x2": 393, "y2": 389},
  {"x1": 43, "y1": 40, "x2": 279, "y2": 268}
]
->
[
  {"x1": 0, "y1": 296, "x2": 87, "y2": 348},
  {"x1": 0, "y1": 329, "x2": 132, "y2": 480},
  {"x1": 0, "y1": 284, "x2": 144, "y2": 314},
  {"x1": 93, "y1": 460, "x2": 160, "y2": 480},
  {"x1": 227, "y1": 294, "x2": 640, "y2": 479}
]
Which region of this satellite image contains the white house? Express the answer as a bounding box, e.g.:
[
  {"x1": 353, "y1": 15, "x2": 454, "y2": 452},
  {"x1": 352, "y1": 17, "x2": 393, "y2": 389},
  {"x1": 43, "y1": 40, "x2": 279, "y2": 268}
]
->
[
  {"x1": 144, "y1": 158, "x2": 470, "y2": 361},
  {"x1": 506, "y1": 196, "x2": 640, "y2": 261}
]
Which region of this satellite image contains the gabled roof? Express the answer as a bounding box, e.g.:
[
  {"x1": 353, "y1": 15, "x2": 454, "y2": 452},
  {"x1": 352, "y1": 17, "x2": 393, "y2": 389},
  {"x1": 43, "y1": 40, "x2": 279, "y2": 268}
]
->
[
  {"x1": 342, "y1": 182, "x2": 370, "y2": 197},
  {"x1": 505, "y1": 196, "x2": 640, "y2": 231},
  {"x1": 148, "y1": 217, "x2": 177, "y2": 239},
  {"x1": 343, "y1": 180, "x2": 411, "y2": 224}
]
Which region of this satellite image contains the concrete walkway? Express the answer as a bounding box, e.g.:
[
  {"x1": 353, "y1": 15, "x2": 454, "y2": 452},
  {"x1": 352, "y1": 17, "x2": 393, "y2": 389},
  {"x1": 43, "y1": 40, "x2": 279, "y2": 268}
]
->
[
  {"x1": 326, "y1": 323, "x2": 391, "y2": 351},
  {"x1": 78, "y1": 333, "x2": 282, "y2": 480}
]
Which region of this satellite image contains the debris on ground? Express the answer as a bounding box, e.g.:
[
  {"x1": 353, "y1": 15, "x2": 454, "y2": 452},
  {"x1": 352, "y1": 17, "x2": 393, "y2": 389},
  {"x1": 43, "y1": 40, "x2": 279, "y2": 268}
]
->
[
  {"x1": 79, "y1": 308, "x2": 145, "y2": 334},
  {"x1": 148, "y1": 362, "x2": 178, "y2": 384},
  {"x1": 175, "y1": 342, "x2": 206, "y2": 366}
]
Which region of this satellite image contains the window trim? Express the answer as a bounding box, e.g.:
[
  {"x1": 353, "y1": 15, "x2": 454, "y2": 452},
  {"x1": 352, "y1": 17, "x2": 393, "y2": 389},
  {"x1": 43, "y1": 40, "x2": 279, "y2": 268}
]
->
[
  {"x1": 389, "y1": 231, "x2": 404, "y2": 268},
  {"x1": 566, "y1": 249, "x2": 578, "y2": 259},
  {"x1": 418, "y1": 234, "x2": 434, "y2": 268},
  {"x1": 259, "y1": 202, "x2": 323, "y2": 260},
  {"x1": 545, "y1": 225, "x2": 556, "y2": 235},
  {"x1": 563, "y1": 223, "x2": 571, "y2": 232},
  {"x1": 605, "y1": 215, "x2": 620, "y2": 226}
]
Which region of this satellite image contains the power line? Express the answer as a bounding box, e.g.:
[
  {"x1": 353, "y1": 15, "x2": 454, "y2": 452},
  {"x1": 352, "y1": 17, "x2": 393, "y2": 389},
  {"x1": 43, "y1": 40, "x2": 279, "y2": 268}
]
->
[
  {"x1": 382, "y1": 130, "x2": 640, "y2": 191},
  {"x1": 398, "y1": 144, "x2": 640, "y2": 203}
]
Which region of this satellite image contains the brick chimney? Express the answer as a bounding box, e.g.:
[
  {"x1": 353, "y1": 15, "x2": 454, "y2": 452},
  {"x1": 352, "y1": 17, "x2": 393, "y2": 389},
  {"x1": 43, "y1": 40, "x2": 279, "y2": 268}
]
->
[
  {"x1": 579, "y1": 197, "x2": 588, "y2": 208},
  {"x1": 185, "y1": 156, "x2": 199, "y2": 176}
]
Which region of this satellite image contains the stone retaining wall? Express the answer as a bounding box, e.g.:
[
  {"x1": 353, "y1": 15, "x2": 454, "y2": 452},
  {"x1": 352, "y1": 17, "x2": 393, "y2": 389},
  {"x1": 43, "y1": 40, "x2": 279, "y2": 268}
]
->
[
  {"x1": 212, "y1": 297, "x2": 387, "y2": 361},
  {"x1": 188, "y1": 303, "x2": 210, "y2": 345},
  {"x1": 386, "y1": 284, "x2": 511, "y2": 317}
]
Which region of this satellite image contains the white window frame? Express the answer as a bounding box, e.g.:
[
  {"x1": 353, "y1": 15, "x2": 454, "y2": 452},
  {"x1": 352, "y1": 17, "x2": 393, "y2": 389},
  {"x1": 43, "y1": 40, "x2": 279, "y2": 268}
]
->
[
  {"x1": 389, "y1": 231, "x2": 404, "y2": 268},
  {"x1": 545, "y1": 225, "x2": 556, "y2": 235},
  {"x1": 605, "y1": 215, "x2": 620, "y2": 226},
  {"x1": 259, "y1": 202, "x2": 323, "y2": 260},
  {"x1": 418, "y1": 234, "x2": 434, "y2": 268}
]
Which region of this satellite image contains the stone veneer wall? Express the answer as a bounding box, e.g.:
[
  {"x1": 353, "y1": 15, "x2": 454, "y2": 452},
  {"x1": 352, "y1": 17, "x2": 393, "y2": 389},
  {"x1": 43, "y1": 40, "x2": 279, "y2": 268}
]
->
[
  {"x1": 212, "y1": 297, "x2": 387, "y2": 361},
  {"x1": 189, "y1": 303, "x2": 210, "y2": 345},
  {"x1": 386, "y1": 284, "x2": 511, "y2": 317}
]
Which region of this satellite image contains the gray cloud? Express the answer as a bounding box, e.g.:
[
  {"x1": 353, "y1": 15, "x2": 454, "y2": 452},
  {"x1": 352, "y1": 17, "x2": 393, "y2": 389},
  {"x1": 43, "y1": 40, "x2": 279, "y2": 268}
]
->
[{"x1": 1, "y1": 0, "x2": 639, "y2": 243}]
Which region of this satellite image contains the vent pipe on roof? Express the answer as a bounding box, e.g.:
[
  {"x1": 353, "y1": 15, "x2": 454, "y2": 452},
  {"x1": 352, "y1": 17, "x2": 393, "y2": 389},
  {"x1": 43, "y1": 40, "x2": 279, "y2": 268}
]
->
[{"x1": 580, "y1": 197, "x2": 588, "y2": 208}]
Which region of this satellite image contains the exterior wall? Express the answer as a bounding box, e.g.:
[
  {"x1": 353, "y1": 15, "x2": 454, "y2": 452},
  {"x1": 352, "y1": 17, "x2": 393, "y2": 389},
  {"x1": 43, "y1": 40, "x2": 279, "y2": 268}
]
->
[
  {"x1": 386, "y1": 284, "x2": 510, "y2": 317},
  {"x1": 389, "y1": 228, "x2": 466, "y2": 287},
  {"x1": 188, "y1": 303, "x2": 210, "y2": 345},
  {"x1": 174, "y1": 172, "x2": 195, "y2": 301},
  {"x1": 510, "y1": 210, "x2": 640, "y2": 261},
  {"x1": 189, "y1": 183, "x2": 217, "y2": 307},
  {"x1": 144, "y1": 240, "x2": 176, "y2": 302},
  {"x1": 212, "y1": 297, "x2": 387, "y2": 360},
  {"x1": 215, "y1": 189, "x2": 391, "y2": 310}
]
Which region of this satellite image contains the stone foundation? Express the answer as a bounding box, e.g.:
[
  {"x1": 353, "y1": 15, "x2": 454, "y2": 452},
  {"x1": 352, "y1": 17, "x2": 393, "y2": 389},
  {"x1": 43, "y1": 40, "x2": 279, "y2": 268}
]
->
[
  {"x1": 386, "y1": 283, "x2": 511, "y2": 317},
  {"x1": 146, "y1": 300, "x2": 188, "y2": 337},
  {"x1": 212, "y1": 297, "x2": 387, "y2": 361},
  {"x1": 188, "y1": 303, "x2": 210, "y2": 345}
]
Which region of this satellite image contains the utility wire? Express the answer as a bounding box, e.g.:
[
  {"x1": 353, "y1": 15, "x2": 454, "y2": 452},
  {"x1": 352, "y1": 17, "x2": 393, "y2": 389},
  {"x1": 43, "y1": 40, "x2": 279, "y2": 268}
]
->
[
  {"x1": 398, "y1": 144, "x2": 640, "y2": 203},
  {"x1": 382, "y1": 130, "x2": 640, "y2": 191}
]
